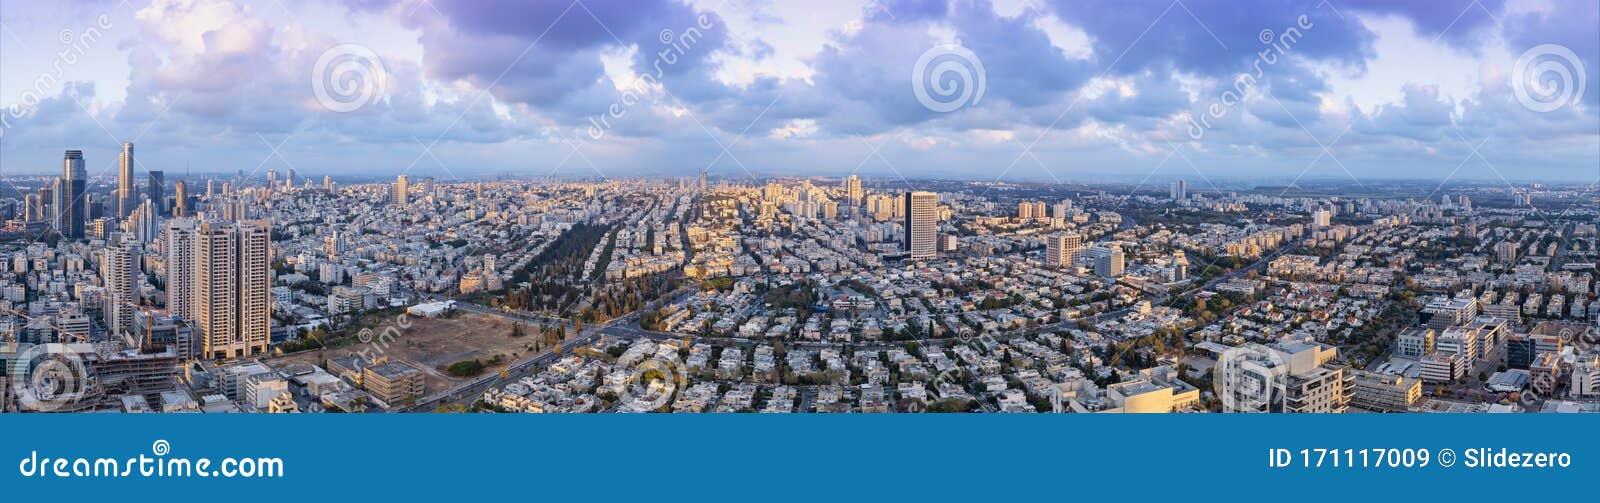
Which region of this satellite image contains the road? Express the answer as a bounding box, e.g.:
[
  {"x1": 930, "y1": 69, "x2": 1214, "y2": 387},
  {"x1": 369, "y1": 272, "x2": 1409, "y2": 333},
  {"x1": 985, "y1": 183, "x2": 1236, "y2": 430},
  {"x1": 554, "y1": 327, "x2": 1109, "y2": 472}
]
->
[
  {"x1": 455, "y1": 302, "x2": 574, "y2": 327},
  {"x1": 408, "y1": 331, "x2": 599, "y2": 411},
  {"x1": 415, "y1": 237, "x2": 1298, "y2": 411}
]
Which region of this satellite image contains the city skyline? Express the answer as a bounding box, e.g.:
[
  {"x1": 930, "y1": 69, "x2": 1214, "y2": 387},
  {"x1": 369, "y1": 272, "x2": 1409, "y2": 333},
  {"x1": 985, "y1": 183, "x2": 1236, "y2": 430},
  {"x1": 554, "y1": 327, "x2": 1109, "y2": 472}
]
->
[
  {"x1": 0, "y1": 0, "x2": 1596, "y2": 183},
  {"x1": 1, "y1": 162, "x2": 1596, "y2": 414},
  {"x1": 0, "y1": 0, "x2": 1597, "y2": 417},
  {"x1": 4, "y1": 3, "x2": 1600, "y2": 500}
]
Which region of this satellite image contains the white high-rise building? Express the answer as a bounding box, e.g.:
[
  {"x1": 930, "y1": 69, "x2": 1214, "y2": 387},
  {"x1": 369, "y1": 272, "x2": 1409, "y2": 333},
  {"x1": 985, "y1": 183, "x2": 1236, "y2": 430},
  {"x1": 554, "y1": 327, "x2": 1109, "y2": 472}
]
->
[
  {"x1": 1170, "y1": 179, "x2": 1187, "y2": 201},
  {"x1": 196, "y1": 221, "x2": 238, "y2": 358},
  {"x1": 165, "y1": 219, "x2": 198, "y2": 321},
  {"x1": 195, "y1": 220, "x2": 272, "y2": 359},
  {"x1": 1172, "y1": 249, "x2": 1189, "y2": 282},
  {"x1": 1045, "y1": 232, "x2": 1083, "y2": 268},
  {"x1": 1084, "y1": 245, "x2": 1125, "y2": 278},
  {"x1": 1311, "y1": 209, "x2": 1332, "y2": 227},
  {"x1": 903, "y1": 191, "x2": 938, "y2": 260},
  {"x1": 128, "y1": 199, "x2": 160, "y2": 244},
  {"x1": 845, "y1": 175, "x2": 863, "y2": 206},
  {"x1": 1052, "y1": 201, "x2": 1072, "y2": 219},
  {"x1": 238, "y1": 221, "x2": 272, "y2": 356},
  {"x1": 102, "y1": 234, "x2": 140, "y2": 336}
]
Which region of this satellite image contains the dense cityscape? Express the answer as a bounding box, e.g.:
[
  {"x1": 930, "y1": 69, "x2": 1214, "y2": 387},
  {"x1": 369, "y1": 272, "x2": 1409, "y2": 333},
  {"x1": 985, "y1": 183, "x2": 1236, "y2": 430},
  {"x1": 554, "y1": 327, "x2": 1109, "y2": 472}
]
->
[
  {"x1": 2, "y1": 144, "x2": 1596, "y2": 414},
  {"x1": 2, "y1": 2, "x2": 1596, "y2": 501}
]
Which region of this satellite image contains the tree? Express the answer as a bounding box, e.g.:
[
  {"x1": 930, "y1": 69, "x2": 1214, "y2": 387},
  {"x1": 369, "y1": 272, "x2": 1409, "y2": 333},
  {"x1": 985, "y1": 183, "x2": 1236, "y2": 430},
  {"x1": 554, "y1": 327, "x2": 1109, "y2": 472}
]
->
[{"x1": 446, "y1": 359, "x2": 486, "y2": 377}]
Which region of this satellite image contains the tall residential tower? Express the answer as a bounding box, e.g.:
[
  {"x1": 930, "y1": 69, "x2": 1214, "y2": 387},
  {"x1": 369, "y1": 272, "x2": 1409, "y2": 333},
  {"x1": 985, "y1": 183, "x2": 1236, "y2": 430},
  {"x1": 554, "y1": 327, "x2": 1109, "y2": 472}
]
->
[
  {"x1": 903, "y1": 191, "x2": 938, "y2": 260},
  {"x1": 193, "y1": 220, "x2": 273, "y2": 359}
]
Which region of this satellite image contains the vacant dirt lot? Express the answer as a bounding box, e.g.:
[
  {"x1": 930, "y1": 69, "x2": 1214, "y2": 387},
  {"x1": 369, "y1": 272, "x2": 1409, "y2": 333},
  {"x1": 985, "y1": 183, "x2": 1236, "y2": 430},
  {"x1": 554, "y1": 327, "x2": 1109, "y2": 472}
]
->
[{"x1": 268, "y1": 311, "x2": 555, "y2": 393}]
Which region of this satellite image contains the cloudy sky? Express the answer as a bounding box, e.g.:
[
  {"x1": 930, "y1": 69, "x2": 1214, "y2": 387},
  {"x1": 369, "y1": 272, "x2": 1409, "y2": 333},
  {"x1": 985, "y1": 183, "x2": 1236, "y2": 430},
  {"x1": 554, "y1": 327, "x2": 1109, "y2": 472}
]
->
[{"x1": 0, "y1": 0, "x2": 1595, "y2": 184}]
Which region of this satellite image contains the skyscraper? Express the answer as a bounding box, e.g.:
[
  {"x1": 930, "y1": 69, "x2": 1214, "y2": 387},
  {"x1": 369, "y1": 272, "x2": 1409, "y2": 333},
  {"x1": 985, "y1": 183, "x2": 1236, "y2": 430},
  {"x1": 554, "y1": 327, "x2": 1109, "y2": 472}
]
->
[
  {"x1": 1172, "y1": 249, "x2": 1189, "y2": 282},
  {"x1": 57, "y1": 149, "x2": 88, "y2": 239},
  {"x1": 903, "y1": 191, "x2": 938, "y2": 260},
  {"x1": 118, "y1": 142, "x2": 137, "y2": 219},
  {"x1": 148, "y1": 170, "x2": 165, "y2": 215},
  {"x1": 173, "y1": 181, "x2": 189, "y2": 217},
  {"x1": 165, "y1": 218, "x2": 197, "y2": 321},
  {"x1": 1311, "y1": 209, "x2": 1332, "y2": 227},
  {"x1": 1045, "y1": 232, "x2": 1084, "y2": 268},
  {"x1": 129, "y1": 199, "x2": 160, "y2": 244},
  {"x1": 1085, "y1": 245, "x2": 1125, "y2": 278},
  {"x1": 1170, "y1": 179, "x2": 1187, "y2": 201},
  {"x1": 35, "y1": 185, "x2": 52, "y2": 222},
  {"x1": 195, "y1": 220, "x2": 272, "y2": 359},
  {"x1": 24, "y1": 193, "x2": 43, "y2": 222},
  {"x1": 237, "y1": 220, "x2": 272, "y2": 357},
  {"x1": 102, "y1": 234, "x2": 140, "y2": 336},
  {"x1": 845, "y1": 175, "x2": 863, "y2": 206},
  {"x1": 392, "y1": 175, "x2": 410, "y2": 205},
  {"x1": 51, "y1": 179, "x2": 65, "y2": 230}
]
